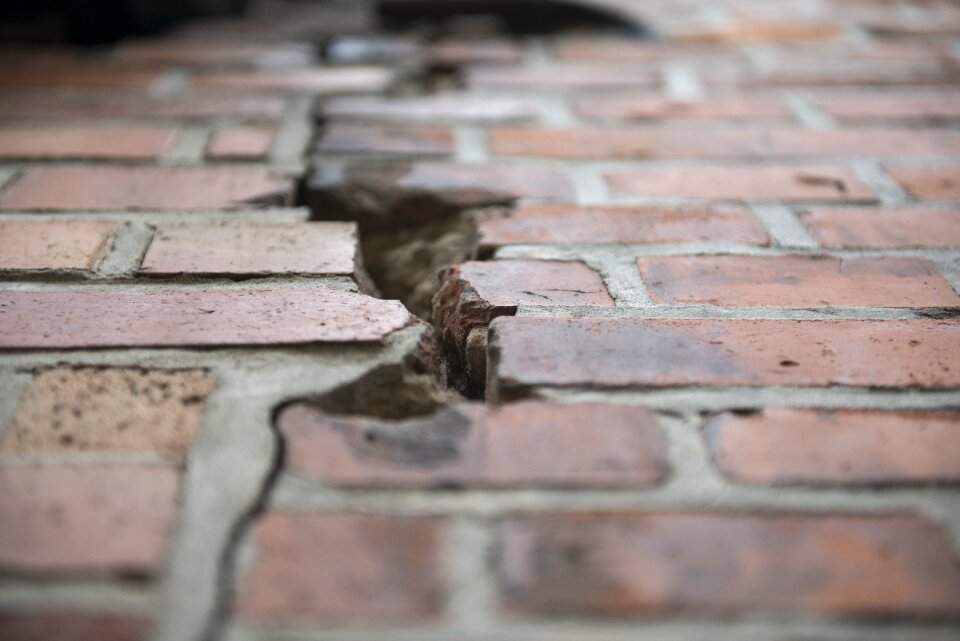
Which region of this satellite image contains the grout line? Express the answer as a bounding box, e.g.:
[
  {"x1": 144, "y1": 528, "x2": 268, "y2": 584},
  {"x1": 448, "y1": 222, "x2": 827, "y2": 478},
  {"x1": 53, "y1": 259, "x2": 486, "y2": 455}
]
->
[
  {"x1": 535, "y1": 94, "x2": 577, "y2": 126},
  {"x1": 783, "y1": 92, "x2": 835, "y2": 129},
  {"x1": 269, "y1": 96, "x2": 314, "y2": 174},
  {"x1": 95, "y1": 221, "x2": 155, "y2": 278},
  {"x1": 749, "y1": 203, "x2": 819, "y2": 248},
  {"x1": 444, "y1": 516, "x2": 497, "y2": 631},
  {"x1": 568, "y1": 165, "x2": 609, "y2": 205},
  {"x1": 852, "y1": 160, "x2": 910, "y2": 206},
  {"x1": 662, "y1": 63, "x2": 705, "y2": 102},
  {"x1": 454, "y1": 125, "x2": 490, "y2": 164},
  {"x1": 161, "y1": 125, "x2": 212, "y2": 166},
  {"x1": 150, "y1": 69, "x2": 190, "y2": 97}
]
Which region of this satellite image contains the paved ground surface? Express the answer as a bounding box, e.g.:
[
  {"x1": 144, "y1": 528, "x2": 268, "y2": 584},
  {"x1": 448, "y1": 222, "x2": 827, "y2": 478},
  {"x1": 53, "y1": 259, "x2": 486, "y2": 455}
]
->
[{"x1": 1, "y1": 0, "x2": 960, "y2": 640}]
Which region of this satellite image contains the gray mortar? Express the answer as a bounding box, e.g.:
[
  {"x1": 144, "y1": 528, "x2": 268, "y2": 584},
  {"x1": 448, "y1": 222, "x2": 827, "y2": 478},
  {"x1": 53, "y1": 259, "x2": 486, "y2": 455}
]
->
[
  {"x1": 96, "y1": 221, "x2": 156, "y2": 278},
  {"x1": 162, "y1": 125, "x2": 214, "y2": 166}
]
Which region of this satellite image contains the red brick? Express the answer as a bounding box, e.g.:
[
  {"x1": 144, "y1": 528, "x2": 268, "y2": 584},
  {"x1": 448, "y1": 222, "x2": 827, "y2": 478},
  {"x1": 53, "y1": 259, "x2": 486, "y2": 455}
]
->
[
  {"x1": 0, "y1": 465, "x2": 178, "y2": 574},
  {"x1": 730, "y1": 59, "x2": 960, "y2": 87},
  {"x1": 140, "y1": 223, "x2": 359, "y2": 277},
  {"x1": 466, "y1": 64, "x2": 658, "y2": 90},
  {"x1": 279, "y1": 401, "x2": 667, "y2": 488},
  {"x1": 489, "y1": 127, "x2": 960, "y2": 160},
  {"x1": 316, "y1": 123, "x2": 454, "y2": 156},
  {"x1": 206, "y1": 125, "x2": 275, "y2": 160},
  {"x1": 607, "y1": 166, "x2": 875, "y2": 202},
  {"x1": 0, "y1": 220, "x2": 117, "y2": 271},
  {"x1": 475, "y1": 204, "x2": 769, "y2": 249},
  {"x1": 498, "y1": 512, "x2": 960, "y2": 617},
  {"x1": 0, "y1": 289, "x2": 412, "y2": 348},
  {"x1": 2, "y1": 368, "x2": 215, "y2": 458},
  {"x1": 636, "y1": 255, "x2": 959, "y2": 308},
  {"x1": 887, "y1": 166, "x2": 960, "y2": 200},
  {"x1": 192, "y1": 68, "x2": 394, "y2": 94},
  {"x1": 0, "y1": 167, "x2": 291, "y2": 211},
  {"x1": 668, "y1": 21, "x2": 843, "y2": 43},
  {"x1": 554, "y1": 41, "x2": 739, "y2": 63},
  {"x1": 0, "y1": 611, "x2": 149, "y2": 641},
  {"x1": 321, "y1": 94, "x2": 541, "y2": 124},
  {"x1": 428, "y1": 39, "x2": 524, "y2": 66},
  {"x1": 705, "y1": 409, "x2": 960, "y2": 485},
  {"x1": 114, "y1": 41, "x2": 314, "y2": 67},
  {"x1": 816, "y1": 90, "x2": 960, "y2": 121},
  {"x1": 0, "y1": 67, "x2": 165, "y2": 89},
  {"x1": 489, "y1": 317, "x2": 960, "y2": 392},
  {"x1": 237, "y1": 512, "x2": 442, "y2": 623},
  {"x1": 0, "y1": 125, "x2": 177, "y2": 160},
  {"x1": 800, "y1": 207, "x2": 960, "y2": 248},
  {"x1": 0, "y1": 92, "x2": 286, "y2": 121},
  {"x1": 576, "y1": 95, "x2": 789, "y2": 121},
  {"x1": 445, "y1": 260, "x2": 613, "y2": 308}
]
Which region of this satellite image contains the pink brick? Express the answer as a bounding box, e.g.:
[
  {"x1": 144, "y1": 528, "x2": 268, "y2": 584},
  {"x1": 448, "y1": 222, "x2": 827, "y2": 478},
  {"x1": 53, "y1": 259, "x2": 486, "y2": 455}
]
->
[
  {"x1": 193, "y1": 68, "x2": 395, "y2": 94},
  {"x1": 887, "y1": 166, "x2": 960, "y2": 200},
  {"x1": 475, "y1": 204, "x2": 769, "y2": 249},
  {"x1": 489, "y1": 317, "x2": 960, "y2": 392},
  {"x1": 0, "y1": 67, "x2": 164, "y2": 89},
  {"x1": 316, "y1": 123, "x2": 454, "y2": 156},
  {"x1": 0, "y1": 289, "x2": 412, "y2": 348},
  {"x1": 705, "y1": 409, "x2": 960, "y2": 485},
  {"x1": 279, "y1": 401, "x2": 667, "y2": 488},
  {"x1": 0, "y1": 611, "x2": 149, "y2": 641},
  {"x1": 0, "y1": 125, "x2": 177, "y2": 160},
  {"x1": 0, "y1": 220, "x2": 117, "y2": 271},
  {"x1": 800, "y1": 207, "x2": 960, "y2": 248},
  {"x1": 207, "y1": 126, "x2": 275, "y2": 160},
  {"x1": 0, "y1": 465, "x2": 178, "y2": 574},
  {"x1": 668, "y1": 21, "x2": 843, "y2": 43},
  {"x1": 607, "y1": 166, "x2": 875, "y2": 202},
  {"x1": 0, "y1": 92, "x2": 286, "y2": 120},
  {"x1": 140, "y1": 223, "x2": 359, "y2": 276},
  {"x1": 816, "y1": 91, "x2": 960, "y2": 121},
  {"x1": 0, "y1": 167, "x2": 292, "y2": 211},
  {"x1": 576, "y1": 94, "x2": 789, "y2": 121},
  {"x1": 445, "y1": 260, "x2": 613, "y2": 308},
  {"x1": 636, "y1": 255, "x2": 959, "y2": 308}
]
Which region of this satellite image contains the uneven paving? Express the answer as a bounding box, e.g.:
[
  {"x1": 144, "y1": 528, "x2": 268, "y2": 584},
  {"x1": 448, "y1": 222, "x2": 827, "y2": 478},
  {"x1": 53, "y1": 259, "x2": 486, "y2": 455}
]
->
[{"x1": 0, "y1": 1, "x2": 959, "y2": 641}]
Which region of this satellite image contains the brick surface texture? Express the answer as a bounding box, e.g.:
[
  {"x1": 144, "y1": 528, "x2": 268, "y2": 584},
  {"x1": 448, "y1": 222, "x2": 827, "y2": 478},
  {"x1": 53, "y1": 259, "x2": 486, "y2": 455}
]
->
[{"x1": 0, "y1": 1, "x2": 959, "y2": 640}]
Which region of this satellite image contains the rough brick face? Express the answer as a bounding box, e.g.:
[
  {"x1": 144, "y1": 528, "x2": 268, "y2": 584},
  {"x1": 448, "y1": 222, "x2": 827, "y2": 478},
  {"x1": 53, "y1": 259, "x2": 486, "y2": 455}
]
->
[
  {"x1": 0, "y1": 465, "x2": 178, "y2": 574},
  {"x1": 886, "y1": 166, "x2": 960, "y2": 200},
  {"x1": 576, "y1": 94, "x2": 790, "y2": 121},
  {"x1": 636, "y1": 255, "x2": 959, "y2": 307},
  {"x1": 279, "y1": 401, "x2": 667, "y2": 488},
  {"x1": 705, "y1": 409, "x2": 960, "y2": 485},
  {"x1": 799, "y1": 207, "x2": 960, "y2": 248},
  {"x1": 207, "y1": 125, "x2": 275, "y2": 160},
  {"x1": 498, "y1": 512, "x2": 960, "y2": 617},
  {"x1": 0, "y1": 611, "x2": 150, "y2": 641},
  {"x1": 0, "y1": 220, "x2": 117, "y2": 271},
  {"x1": 237, "y1": 512, "x2": 442, "y2": 623},
  {"x1": 316, "y1": 123, "x2": 455, "y2": 156},
  {"x1": 0, "y1": 125, "x2": 177, "y2": 160}
]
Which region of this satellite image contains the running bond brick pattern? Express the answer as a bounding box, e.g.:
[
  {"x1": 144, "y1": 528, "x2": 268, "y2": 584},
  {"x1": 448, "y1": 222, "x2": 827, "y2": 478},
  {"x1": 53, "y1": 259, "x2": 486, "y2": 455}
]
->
[{"x1": 1, "y1": 1, "x2": 960, "y2": 641}]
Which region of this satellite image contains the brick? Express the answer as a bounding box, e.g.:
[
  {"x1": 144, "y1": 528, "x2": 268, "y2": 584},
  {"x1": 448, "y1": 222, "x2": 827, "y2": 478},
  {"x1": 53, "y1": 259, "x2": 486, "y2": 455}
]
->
[
  {"x1": 668, "y1": 21, "x2": 842, "y2": 43},
  {"x1": 427, "y1": 39, "x2": 523, "y2": 66},
  {"x1": 887, "y1": 166, "x2": 960, "y2": 200},
  {"x1": 0, "y1": 289, "x2": 412, "y2": 349},
  {"x1": 475, "y1": 204, "x2": 769, "y2": 249},
  {"x1": 0, "y1": 465, "x2": 178, "y2": 574},
  {"x1": 2, "y1": 368, "x2": 215, "y2": 458},
  {"x1": 816, "y1": 91, "x2": 960, "y2": 121},
  {"x1": 705, "y1": 409, "x2": 960, "y2": 485},
  {"x1": 606, "y1": 166, "x2": 875, "y2": 202},
  {"x1": 192, "y1": 68, "x2": 395, "y2": 94},
  {"x1": 321, "y1": 94, "x2": 541, "y2": 124},
  {"x1": 0, "y1": 92, "x2": 286, "y2": 121},
  {"x1": 0, "y1": 220, "x2": 117, "y2": 271},
  {"x1": 489, "y1": 127, "x2": 960, "y2": 160},
  {"x1": 0, "y1": 125, "x2": 177, "y2": 160},
  {"x1": 114, "y1": 41, "x2": 314, "y2": 67},
  {"x1": 0, "y1": 167, "x2": 291, "y2": 211},
  {"x1": 554, "y1": 41, "x2": 739, "y2": 63},
  {"x1": 237, "y1": 512, "x2": 442, "y2": 623},
  {"x1": 315, "y1": 123, "x2": 454, "y2": 156},
  {"x1": 730, "y1": 59, "x2": 960, "y2": 87},
  {"x1": 488, "y1": 317, "x2": 960, "y2": 392},
  {"x1": 140, "y1": 222, "x2": 360, "y2": 277},
  {"x1": 800, "y1": 207, "x2": 960, "y2": 248},
  {"x1": 466, "y1": 64, "x2": 658, "y2": 90},
  {"x1": 576, "y1": 95, "x2": 789, "y2": 121},
  {"x1": 279, "y1": 401, "x2": 667, "y2": 488},
  {"x1": 636, "y1": 255, "x2": 959, "y2": 308},
  {"x1": 207, "y1": 126, "x2": 275, "y2": 160},
  {"x1": 498, "y1": 512, "x2": 960, "y2": 617},
  {"x1": 0, "y1": 67, "x2": 164, "y2": 89},
  {"x1": 0, "y1": 611, "x2": 149, "y2": 641}
]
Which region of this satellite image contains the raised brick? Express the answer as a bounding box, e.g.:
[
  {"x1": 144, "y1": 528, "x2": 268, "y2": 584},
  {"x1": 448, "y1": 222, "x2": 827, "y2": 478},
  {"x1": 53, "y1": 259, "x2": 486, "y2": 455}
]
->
[
  {"x1": 607, "y1": 166, "x2": 875, "y2": 202},
  {"x1": 705, "y1": 409, "x2": 960, "y2": 485},
  {"x1": 0, "y1": 289, "x2": 412, "y2": 348},
  {"x1": 0, "y1": 465, "x2": 178, "y2": 574},
  {"x1": 887, "y1": 166, "x2": 960, "y2": 200},
  {"x1": 321, "y1": 94, "x2": 541, "y2": 124},
  {"x1": 279, "y1": 401, "x2": 667, "y2": 488},
  {"x1": 237, "y1": 512, "x2": 442, "y2": 623},
  {"x1": 0, "y1": 220, "x2": 117, "y2": 272},
  {"x1": 207, "y1": 125, "x2": 275, "y2": 160},
  {"x1": 315, "y1": 123, "x2": 454, "y2": 156},
  {"x1": 115, "y1": 41, "x2": 314, "y2": 67},
  {"x1": 443, "y1": 260, "x2": 613, "y2": 308},
  {"x1": 498, "y1": 512, "x2": 960, "y2": 617},
  {"x1": 800, "y1": 207, "x2": 960, "y2": 248},
  {"x1": 475, "y1": 204, "x2": 769, "y2": 249},
  {"x1": 816, "y1": 91, "x2": 960, "y2": 121},
  {"x1": 636, "y1": 255, "x2": 959, "y2": 308},
  {"x1": 0, "y1": 125, "x2": 177, "y2": 160},
  {"x1": 576, "y1": 94, "x2": 789, "y2": 121},
  {"x1": 0, "y1": 167, "x2": 291, "y2": 211},
  {"x1": 466, "y1": 64, "x2": 658, "y2": 90},
  {"x1": 2, "y1": 368, "x2": 215, "y2": 458},
  {"x1": 140, "y1": 222, "x2": 360, "y2": 277},
  {"x1": 0, "y1": 611, "x2": 149, "y2": 641},
  {"x1": 0, "y1": 92, "x2": 286, "y2": 121},
  {"x1": 193, "y1": 68, "x2": 395, "y2": 94},
  {"x1": 489, "y1": 127, "x2": 960, "y2": 160},
  {"x1": 489, "y1": 317, "x2": 960, "y2": 392}
]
